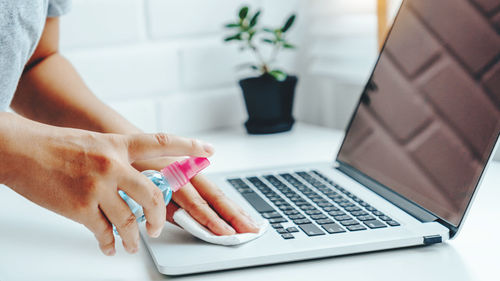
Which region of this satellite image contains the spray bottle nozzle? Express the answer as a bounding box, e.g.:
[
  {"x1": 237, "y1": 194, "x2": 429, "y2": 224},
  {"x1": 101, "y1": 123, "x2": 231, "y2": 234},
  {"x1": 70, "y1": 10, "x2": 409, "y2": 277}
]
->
[{"x1": 161, "y1": 157, "x2": 210, "y2": 192}]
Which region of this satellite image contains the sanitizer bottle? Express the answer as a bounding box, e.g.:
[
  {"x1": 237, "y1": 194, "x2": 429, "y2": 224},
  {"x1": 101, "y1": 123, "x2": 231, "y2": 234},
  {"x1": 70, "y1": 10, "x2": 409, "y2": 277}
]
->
[{"x1": 115, "y1": 157, "x2": 210, "y2": 233}]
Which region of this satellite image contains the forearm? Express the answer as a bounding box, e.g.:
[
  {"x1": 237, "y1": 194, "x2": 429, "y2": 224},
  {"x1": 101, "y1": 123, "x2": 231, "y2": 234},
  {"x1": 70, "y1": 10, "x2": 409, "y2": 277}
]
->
[{"x1": 11, "y1": 53, "x2": 141, "y2": 135}]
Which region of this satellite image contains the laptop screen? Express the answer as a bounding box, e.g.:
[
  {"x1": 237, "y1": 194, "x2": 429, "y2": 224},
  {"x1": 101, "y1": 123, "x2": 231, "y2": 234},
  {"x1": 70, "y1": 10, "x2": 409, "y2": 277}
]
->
[{"x1": 336, "y1": 0, "x2": 500, "y2": 227}]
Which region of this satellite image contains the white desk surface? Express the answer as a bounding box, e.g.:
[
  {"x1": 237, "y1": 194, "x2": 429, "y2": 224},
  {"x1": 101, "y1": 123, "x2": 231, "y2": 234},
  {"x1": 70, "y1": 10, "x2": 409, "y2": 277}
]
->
[{"x1": 1, "y1": 123, "x2": 498, "y2": 281}]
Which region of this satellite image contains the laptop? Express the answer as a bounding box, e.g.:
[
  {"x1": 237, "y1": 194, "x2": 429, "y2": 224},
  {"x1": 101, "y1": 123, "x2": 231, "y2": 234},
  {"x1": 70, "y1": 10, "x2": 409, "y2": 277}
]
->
[{"x1": 141, "y1": 0, "x2": 500, "y2": 275}]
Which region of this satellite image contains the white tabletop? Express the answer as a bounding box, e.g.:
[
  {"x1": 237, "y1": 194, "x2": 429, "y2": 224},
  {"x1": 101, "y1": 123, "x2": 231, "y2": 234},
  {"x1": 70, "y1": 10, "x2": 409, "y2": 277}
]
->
[{"x1": 1, "y1": 123, "x2": 498, "y2": 281}]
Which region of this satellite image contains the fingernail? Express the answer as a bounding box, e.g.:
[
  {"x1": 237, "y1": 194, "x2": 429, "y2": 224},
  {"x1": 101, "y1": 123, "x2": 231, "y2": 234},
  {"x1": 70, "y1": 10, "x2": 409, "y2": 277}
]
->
[
  {"x1": 203, "y1": 142, "x2": 214, "y2": 154},
  {"x1": 248, "y1": 219, "x2": 260, "y2": 232},
  {"x1": 153, "y1": 228, "x2": 162, "y2": 238},
  {"x1": 222, "y1": 223, "x2": 236, "y2": 235},
  {"x1": 105, "y1": 248, "x2": 116, "y2": 256}
]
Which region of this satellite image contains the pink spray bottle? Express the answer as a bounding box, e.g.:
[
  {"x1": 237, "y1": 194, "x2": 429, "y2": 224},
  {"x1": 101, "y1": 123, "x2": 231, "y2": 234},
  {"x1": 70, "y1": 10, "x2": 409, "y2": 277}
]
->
[{"x1": 116, "y1": 157, "x2": 210, "y2": 233}]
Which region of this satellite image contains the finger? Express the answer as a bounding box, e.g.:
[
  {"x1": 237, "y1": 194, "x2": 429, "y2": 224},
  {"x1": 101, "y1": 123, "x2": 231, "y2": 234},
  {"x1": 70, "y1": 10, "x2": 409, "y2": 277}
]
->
[
  {"x1": 191, "y1": 174, "x2": 260, "y2": 233},
  {"x1": 126, "y1": 133, "x2": 214, "y2": 162},
  {"x1": 118, "y1": 166, "x2": 166, "y2": 238},
  {"x1": 86, "y1": 207, "x2": 116, "y2": 256},
  {"x1": 172, "y1": 183, "x2": 236, "y2": 235},
  {"x1": 166, "y1": 201, "x2": 180, "y2": 226},
  {"x1": 100, "y1": 192, "x2": 140, "y2": 254}
]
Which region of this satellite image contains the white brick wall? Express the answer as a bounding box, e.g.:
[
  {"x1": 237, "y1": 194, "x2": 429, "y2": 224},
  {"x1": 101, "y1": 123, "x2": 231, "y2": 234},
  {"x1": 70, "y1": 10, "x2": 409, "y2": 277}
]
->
[
  {"x1": 60, "y1": 0, "x2": 147, "y2": 49},
  {"x1": 60, "y1": 0, "x2": 301, "y2": 134}
]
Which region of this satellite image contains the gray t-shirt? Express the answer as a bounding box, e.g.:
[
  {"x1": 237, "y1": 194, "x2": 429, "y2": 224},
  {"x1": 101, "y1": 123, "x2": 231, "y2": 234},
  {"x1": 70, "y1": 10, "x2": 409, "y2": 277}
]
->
[{"x1": 0, "y1": 0, "x2": 71, "y2": 111}]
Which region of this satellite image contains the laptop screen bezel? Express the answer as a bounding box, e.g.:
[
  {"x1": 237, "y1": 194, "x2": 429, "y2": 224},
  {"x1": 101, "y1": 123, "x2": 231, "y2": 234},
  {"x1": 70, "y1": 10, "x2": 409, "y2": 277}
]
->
[{"x1": 333, "y1": 0, "x2": 500, "y2": 238}]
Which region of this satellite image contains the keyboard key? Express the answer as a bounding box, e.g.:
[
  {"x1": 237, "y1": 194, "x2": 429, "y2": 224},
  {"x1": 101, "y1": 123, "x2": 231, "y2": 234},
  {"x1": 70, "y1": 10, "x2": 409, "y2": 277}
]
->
[
  {"x1": 339, "y1": 202, "x2": 355, "y2": 208},
  {"x1": 360, "y1": 202, "x2": 370, "y2": 207},
  {"x1": 334, "y1": 215, "x2": 352, "y2": 221},
  {"x1": 345, "y1": 206, "x2": 361, "y2": 212},
  {"x1": 299, "y1": 224, "x2": 325, "y2": 236},
  {"x1": 347, "y1": 224, "x2": 367, "y2": 231},
  {"x1": 276, "y1": 228, "x2": 288, "y2": 234},
  {"x1": 278, "y1": 205, "x2": 294, "y2": 211},
  {"x1": 262, "y1": 212, "x2": 282, "y2": 219},
  {"x1": 241, "y1": 192, "x2": 275, "y2": 213},
  {"x1": 340, "y1": 220, "x2": 359, "y2": 226},
  {"x1": 294, "y1": 219, "x2": 312, "y2": 225},
  {"x1": 379, "y1": 215, "x2": 392, "y2": 221},
  {"x1": 289, "y1": 214, "x2": 306, "y2": 220},
  {"x1": 293, "y1": 200, "x2": 308, "y2": 206},
  {"x1": 299, "y1": 205, "x2": 315, "y2": 211},
  {"x1": 357, "y1": 215, "x2": 376, "y2": 221},
  {"x1": 311, "y1": 214, "x2": 327, "y2": 220},
  {"x1": 332, "y1": 198, "x2": 346, "y2": 204},
  {"x1": 366, "y1": 206, "x2": 377, "y2": 212},
  {"x1": 316, "y1": 218, "x2": 335, "y2": 225},
  {"x1": 364, "y1": 220, "x2": 387, "y2": 229},
  {"x1": 236, "y1": 188, "x2": 253, "y2": 194},
  {"x1": 281, "y1": 233, "x2": 295, "y2": 239},
  {"x1": 353, "y1": 198, "x2": 364, "y2": 203},
  {"x1": 271, "y1": 224, "x2": 283, "y2": 229},
  {"x1": 284, "y1": 210, "x2": 299, "y2": 216},
  {"x1": 267, "y1": 196, "x2": 281, "y2": 202},
  {"x1": 322, "y1": 223, "x2": 346, "y2": 234},
  {"x1": 373, "y1": 211, "x2": 384, "y2": 216},
  {"x1": 311, "y1": 198, "x2": 325, "y2": 203},
  {"x1": 387, "y1": 220, "x2": 400, "y2": 226},
  {"x1": 318, "y1": 202, "x2": 334, "y2": 208},
  {"x1": 273, "y1": 200, "x2": 287, "y2": 206},
  {"x1": 323, "y1": 206, "x2": 340, "y2": 212},
  {"x1": 227, "y1": 178, "x2": 248, "y2": 189},
  {"x1": 327, "y1": 194, "x2": 342, "y2": 200},
  {"x1": 286, "y1": 227, "x2": 299, "y2": 233},
  {"x1": 269, "y1": 217, "x2": 287, "y2": 223},
  {"x1": 351, "y1": 211, "x2": 368, "y2": 217},
  {"x1": 328, "y1": 211, "x2": 345, "y2": 216},
  {"x1": 305, "y1": 210, "x2": 322, "y2": 215}
]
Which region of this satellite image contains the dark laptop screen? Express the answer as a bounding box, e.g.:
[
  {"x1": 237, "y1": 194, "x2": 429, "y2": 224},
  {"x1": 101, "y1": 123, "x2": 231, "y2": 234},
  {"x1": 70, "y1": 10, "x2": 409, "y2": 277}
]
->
[{"x1": 337, "y1": 0, "x2": 500, "y2": 226}]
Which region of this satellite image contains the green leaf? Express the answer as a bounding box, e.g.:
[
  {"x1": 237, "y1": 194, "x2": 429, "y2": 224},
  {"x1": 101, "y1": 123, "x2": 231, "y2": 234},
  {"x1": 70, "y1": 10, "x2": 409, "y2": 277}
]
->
[
  {"x1": 263, "y1": 27, "x2": 274, "y2": 33},
  {"x1": 224, "y1": 33, "x2": 242, "y2": 42},
  {"x1": 239, "y1": 6, "x2": 249, "y2": 19},
  {"x1": 262, "y1": 38, "x2": 274, "y2": 44},
  {"x1": 225, "y1": 23, "x2": 240, "y2": 28},
  {"x1": 282, "y1": 14, "x2": 296, "y2": 32},
  {"x1": 249, "y1": 10, "x2": 261, "y2": 27},
  {"x1": 283, "y1": 43, "x2": 295, "y2": 49},
  {"x1": 268, "y1": 69, "x2": 287, "y2": 81}
]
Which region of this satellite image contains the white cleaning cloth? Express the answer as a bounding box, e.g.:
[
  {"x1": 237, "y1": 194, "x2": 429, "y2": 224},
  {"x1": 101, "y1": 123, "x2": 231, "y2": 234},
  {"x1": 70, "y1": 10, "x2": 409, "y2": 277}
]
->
[{"x1": 172, "y1": 208, "x2": 269, "y2": 246}]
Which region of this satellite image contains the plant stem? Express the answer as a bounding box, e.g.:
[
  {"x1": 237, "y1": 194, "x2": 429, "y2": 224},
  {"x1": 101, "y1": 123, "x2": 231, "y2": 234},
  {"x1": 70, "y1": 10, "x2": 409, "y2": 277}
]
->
[{"x1": 249, "y1": 42, "x2": 269, "y2": 73}]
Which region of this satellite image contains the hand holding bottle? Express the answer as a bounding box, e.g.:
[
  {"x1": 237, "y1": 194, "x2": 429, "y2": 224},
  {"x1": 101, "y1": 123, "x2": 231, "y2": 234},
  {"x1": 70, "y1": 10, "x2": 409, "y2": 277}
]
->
[{"x1": 0, "y1": 113, "x2": 214, "y2": 256}]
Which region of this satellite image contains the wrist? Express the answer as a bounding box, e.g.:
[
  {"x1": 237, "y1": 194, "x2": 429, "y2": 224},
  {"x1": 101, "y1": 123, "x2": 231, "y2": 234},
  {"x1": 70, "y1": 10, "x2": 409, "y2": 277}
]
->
[{"x1": 0, "y1": 112, "x2": 32, "y2": 185}]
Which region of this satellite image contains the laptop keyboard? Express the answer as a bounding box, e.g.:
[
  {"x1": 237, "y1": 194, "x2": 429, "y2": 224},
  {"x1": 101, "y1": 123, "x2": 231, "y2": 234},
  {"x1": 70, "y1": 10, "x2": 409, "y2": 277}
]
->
[{"x1": 227, "y1": 170, "x2": 400, "y2": 240}]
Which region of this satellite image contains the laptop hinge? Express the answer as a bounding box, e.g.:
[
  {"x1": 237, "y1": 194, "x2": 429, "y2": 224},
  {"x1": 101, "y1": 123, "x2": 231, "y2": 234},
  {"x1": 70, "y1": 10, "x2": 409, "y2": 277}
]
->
[
  {"x1": 423, "y1": 235, "x2": 442, "y2": 245},
  {"x1": 336, "y1": 161, "x2": 439, "y2": 223}
]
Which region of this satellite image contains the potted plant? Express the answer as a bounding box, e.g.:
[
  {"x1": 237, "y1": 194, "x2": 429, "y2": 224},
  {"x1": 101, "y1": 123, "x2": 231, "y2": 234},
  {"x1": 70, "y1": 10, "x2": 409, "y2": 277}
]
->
[{"x1": 224, "y1": 6, "x2": 298, "y2": 134}]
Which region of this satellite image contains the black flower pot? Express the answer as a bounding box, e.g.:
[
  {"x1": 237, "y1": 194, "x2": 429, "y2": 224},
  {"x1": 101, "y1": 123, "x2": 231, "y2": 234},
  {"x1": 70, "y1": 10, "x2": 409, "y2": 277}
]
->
[{"x1": 239, "y1": 74, "x2": 297, "y2": 134}]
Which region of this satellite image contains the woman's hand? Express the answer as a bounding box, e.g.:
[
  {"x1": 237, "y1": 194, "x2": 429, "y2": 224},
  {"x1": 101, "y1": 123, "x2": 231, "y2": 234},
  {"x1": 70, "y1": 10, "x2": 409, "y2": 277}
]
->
[
  {"x1": 133, "y1": 158, "x2": 260, "y2": 235},
  {"x1": 0, "y1": 113, "x2": 213, "y2": 256}
]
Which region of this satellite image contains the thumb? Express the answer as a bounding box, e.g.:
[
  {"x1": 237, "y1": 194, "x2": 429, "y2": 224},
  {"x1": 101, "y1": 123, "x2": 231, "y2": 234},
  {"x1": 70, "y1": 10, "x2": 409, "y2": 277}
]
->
[{"x1": 125, "y1": 133, "x2": 214, "y2": 162}]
